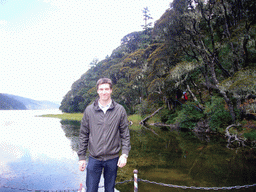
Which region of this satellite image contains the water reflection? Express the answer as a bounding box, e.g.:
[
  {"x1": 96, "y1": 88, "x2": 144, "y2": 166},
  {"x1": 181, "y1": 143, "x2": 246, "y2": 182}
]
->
[
  {"x1": 1, "y1": 110, "x2": 255, "y2": 192},
  {"x1": 57, "y1": 119, "x2": 256, "y2": 192},
  {"x1": 60, "y1": 120, "x2": 80, "y2": 152},
  {"x1": 0, "y1": 110, "x2": 85, "y2": 191},
  {"x1": 58, "y1": 120, "x2": 256, "y2": 192},
  {"x1": 116, "y1": 127, "x2": 256, "y2": 192}
]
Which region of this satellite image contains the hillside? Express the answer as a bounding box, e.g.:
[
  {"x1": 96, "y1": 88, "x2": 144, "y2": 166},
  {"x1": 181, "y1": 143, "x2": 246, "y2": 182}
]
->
[
  {"x1": 60, "y1": 0, "x2": 256, "y2": 139},
  {"x1": 0, "y1": 93, "x2": 27, "y2": 110},
  {"x1": 0, "y1": 94, "x2": 59, "y2": 110}
]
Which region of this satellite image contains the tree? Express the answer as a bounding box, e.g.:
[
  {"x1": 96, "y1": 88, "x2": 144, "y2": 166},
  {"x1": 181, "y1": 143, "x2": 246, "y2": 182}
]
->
[
  {"x1": 141, "y1": 7, "x2": 153, "y2": 31},
  {"x1": 60, "y1": 0, "x2": 256, "y2": 131},
  {"x1": 89, "y1": 58, "x2": 99, "y2": 68}
]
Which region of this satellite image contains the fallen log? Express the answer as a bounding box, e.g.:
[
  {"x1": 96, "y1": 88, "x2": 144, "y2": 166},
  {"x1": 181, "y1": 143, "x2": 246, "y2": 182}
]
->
[
  {"x1": 140, "y1": 124, "x2": 159, "y2": 136},
  {"x1": 149, "y1": 122, "x2": 178, "y2": 129},
  {"x1": 140, "y1": 107, "x2": 164, "y2": 125}
]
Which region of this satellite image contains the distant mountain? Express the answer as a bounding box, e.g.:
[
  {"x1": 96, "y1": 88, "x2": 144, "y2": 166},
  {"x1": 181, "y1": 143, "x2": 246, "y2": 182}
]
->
[
  {"x1": 0, "y1": 93, "x2": 27, "y2": 110},
  {"x1": 0, "y1": 94, "x2": 60, "y2": 110}
]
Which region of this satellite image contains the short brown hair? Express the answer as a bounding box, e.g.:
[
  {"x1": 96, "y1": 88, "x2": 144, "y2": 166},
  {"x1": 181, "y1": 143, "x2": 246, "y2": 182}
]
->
[{"x1": 96, "y1": 78, "x2": 112, "y2": 90}]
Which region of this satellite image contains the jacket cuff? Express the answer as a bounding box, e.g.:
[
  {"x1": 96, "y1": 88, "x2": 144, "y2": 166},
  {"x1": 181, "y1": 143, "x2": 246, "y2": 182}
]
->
[
  {"x1": 122, "y1": 149, "x2": 129, "y2": 157},
  {"x1": 79, "y1": 155, "x2": 86, "y2": 161},
  {"x1": 121, "y1": 154, "x2": 128, "y2": 158}
]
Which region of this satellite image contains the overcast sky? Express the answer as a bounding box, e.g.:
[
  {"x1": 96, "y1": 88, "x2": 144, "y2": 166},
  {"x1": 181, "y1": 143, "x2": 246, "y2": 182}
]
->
[{"x1": 0, "y1": 0, "x2": 171, "y2": 103}]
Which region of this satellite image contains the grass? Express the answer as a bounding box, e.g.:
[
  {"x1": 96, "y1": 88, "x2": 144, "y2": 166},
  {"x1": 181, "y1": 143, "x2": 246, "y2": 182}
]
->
[
  {"x1": 40, "y1": 113, "x2": 83, "y2": 121},
  {"x1": 128, "y1": 114, "x2": 143, "y2": 130},
  {"x1": 40, "y1": 113, "x2": 147, "y2": 130}
]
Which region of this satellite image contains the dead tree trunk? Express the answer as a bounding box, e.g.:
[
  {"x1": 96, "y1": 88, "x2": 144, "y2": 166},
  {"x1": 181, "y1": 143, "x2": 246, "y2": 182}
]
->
[
  {"x1": 225, "y1": 123, "x2": 246, "y2": 149},
  {"x1": 140, "y1": 107, "x2": 164, "y2": 125}
]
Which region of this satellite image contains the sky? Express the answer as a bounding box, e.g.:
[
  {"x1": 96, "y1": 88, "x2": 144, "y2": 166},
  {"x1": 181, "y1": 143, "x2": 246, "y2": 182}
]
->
[{"x1": 0, "y1": 0, "x2": 171, "y2": 103}]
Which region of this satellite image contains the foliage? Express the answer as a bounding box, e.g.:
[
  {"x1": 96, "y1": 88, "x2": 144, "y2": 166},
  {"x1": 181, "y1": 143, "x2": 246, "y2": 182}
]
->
[
  {"x1": 168, "y1": 61, "x2": 203, "y2": 81},
  {"x1": 204, "y1": 96, "x2": 233, "y2": 131},
  {"x1": 141, "y1": 7, "x2": 153, "y2": 30},
  {"x1": 220, "y1": 67, "x2": 256, "y2": 99},
  {"x1": 243, "y1": 130, "x2": 256, "y2": 140},
  {"x1": 135, "y1": 99, "x2": 151, "y2": 116},
  {"x1": 240, "y1": 99, "x2": 256, "y2": 114},
  {"x1": 59, "y1": 0, "x2": 256, "y2": 136},
  {"x1": 159, "y1": 108, "x2": 173, "y2": 123},
  {"x1": 174, "y1": 102, "x2": 204, "y2": 130}
]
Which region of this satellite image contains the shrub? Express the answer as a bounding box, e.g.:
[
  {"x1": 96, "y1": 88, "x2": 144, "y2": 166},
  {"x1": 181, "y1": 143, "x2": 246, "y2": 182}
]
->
[
  {"x1": 159, "y1": 108, "x2": 173, "y2": 123},
  {"x1": 174, "y1": 102, "x2": 204, "y2": 130},
  {"x1": 135, "y1": 99, "x2": 152, "y2": 116},
  {"x1": 204, "y1": 96, "x2": 233, "y2": 131},
  {"x1": 243, "y1": 130, "x2": 256, "y2": 140}
]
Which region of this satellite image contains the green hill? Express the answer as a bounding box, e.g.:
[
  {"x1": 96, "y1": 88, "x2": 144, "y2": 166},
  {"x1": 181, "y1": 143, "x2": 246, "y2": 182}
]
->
[{"x1": 60, "y1": 0, "x2": 256, "y2": 136}]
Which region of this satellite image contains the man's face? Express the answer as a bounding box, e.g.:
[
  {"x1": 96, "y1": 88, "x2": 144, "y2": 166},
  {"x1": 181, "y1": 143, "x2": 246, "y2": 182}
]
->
[{"x1": 97, "y1": 83, "x2": 112, "y2": 102}]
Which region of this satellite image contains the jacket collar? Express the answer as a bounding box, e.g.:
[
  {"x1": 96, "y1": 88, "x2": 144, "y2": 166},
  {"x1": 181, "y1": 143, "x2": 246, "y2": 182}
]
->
[{"x1": 93, "y1": 98, "x2": 115, "y2": 111}]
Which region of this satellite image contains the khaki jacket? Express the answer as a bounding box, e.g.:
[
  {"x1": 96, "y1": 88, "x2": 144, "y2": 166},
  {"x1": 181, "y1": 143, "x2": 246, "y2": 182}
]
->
[{"x1": 77, "y1": 99, "x2": 131, "y2": 161}]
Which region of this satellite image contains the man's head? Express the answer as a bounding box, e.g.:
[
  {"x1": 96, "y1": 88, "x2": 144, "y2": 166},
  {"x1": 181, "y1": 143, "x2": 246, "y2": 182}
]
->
[
  {"x1": 97, "y1": 78, "x2": 113, "y2": 103},
  {"x1": 96, "y1": 78, "x2": 112, "y2": 90}
]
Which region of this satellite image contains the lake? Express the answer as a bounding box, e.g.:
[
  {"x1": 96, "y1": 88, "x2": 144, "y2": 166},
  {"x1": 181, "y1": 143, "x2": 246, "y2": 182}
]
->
[
  {"x1": 0, "y1": 110, "x2": 256, "y2": 192},
  {"x1": 0, "y1": 110, "x2": 107, "y2": 192}
]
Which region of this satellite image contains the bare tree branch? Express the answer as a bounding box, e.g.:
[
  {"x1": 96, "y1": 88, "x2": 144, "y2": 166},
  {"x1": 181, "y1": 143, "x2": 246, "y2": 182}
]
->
[
  {"x1": 140, "y1": 107, "x2": 164, "y2": 125},
  {"x1": 186, "y1": 85, "x2": 204, "y2": 110}
]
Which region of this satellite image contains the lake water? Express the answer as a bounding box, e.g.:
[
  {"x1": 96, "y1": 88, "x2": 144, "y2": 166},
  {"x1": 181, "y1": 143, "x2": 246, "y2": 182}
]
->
[
  {"x1": 0, "y1": 110, "x2": 107, "y2": 192},
  {"x1": 1, "y1": 110, "x2": 256, "y2": 192}
]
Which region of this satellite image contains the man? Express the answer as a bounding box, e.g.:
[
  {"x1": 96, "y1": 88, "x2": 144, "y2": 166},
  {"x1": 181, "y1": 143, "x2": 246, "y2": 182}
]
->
[{"x1": 77, "y1": 78, "x2": 131, "y2": 192}]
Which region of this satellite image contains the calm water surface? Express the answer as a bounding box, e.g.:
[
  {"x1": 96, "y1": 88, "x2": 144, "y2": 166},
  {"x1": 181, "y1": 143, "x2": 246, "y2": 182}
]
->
[
  {"x1": 1, "y1": 110, "x2": 256, "y2": 192},
  {"x1": 0, "y1": 110, "x2": 99, "y2": 191}
]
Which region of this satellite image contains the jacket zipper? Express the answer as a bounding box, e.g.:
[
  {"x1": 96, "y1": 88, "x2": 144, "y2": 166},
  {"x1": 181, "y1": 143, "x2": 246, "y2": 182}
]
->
[{"x1": 103, "y1": 110, "x2": 107, "y2": 161}]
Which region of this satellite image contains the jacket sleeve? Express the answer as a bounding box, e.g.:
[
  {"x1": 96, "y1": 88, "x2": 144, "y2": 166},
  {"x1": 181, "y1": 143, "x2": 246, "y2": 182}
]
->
[
  {"x1": 119, "y1": 107, "x2": 131, "y2": 156},
  {"x1": 77, "y1": 110, "x2": 90, "y2": 161}
]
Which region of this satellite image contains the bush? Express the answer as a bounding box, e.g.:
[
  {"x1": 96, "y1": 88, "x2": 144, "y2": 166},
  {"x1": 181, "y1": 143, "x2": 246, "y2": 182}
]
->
[
  {"x1": 135, "y1": 99, "x2": 152, "y2": 116},
  {"x1": 243, "y1": 130, "x2": 256, "y2": 140},
  {"x1": 174, "y1": 102, "x2": 204, "y2": 129},
  {"x1": 204, "y1": 96, "x2": 233, "y2": 131},
  {"x1": 159, "y1": 108, "x2": 173, "y2": 123}
]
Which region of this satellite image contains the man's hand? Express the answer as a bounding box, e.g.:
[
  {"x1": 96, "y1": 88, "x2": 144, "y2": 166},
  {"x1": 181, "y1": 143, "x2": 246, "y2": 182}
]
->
[
  {"x1": 79, "y1": 160, "x2": 86, "y2": 171},
  {"x1": 117, "y1": 154, "x2": 128, "y2": 168}
]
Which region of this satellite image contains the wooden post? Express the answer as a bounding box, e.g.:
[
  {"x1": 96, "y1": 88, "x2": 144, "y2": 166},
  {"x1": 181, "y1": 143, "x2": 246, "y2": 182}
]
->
[{"x1": 133, "y1": 169, "x2": 138, "y2": 192}]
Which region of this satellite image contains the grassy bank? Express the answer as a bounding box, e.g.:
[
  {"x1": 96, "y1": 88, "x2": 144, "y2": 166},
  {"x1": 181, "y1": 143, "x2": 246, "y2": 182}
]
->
[
  {"x1": 40, "y1": 113, "x2": 150, "y2": 130},
  {"x1": 40, "y1": 113, "x2": 83, "y2": 121}
]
